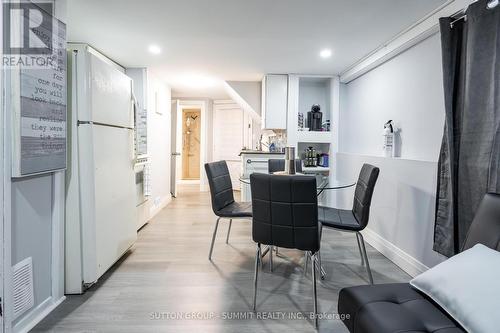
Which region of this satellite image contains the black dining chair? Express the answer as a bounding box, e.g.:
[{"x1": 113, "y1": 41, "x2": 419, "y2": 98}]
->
[
  {"x1": 268, "y1": 158, "x2": 303, "y2": 174},
  {"x1": 317, "y1": 164, "x2": 379, "y2": 284},
  {"x1": 250, "y1": 173, "x2": 320, "y2": 327},
  {"x1": 205, "y1": 160, "x2": 252, "y2": 260}
]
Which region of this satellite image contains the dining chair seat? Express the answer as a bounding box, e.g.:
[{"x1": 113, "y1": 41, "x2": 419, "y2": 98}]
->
[
  {"x1": 318, "y1": 207, "x2": 361, "y2": 231},
  {"x1": 217, "y1": 201, "x2": 252, "y2": 218}
]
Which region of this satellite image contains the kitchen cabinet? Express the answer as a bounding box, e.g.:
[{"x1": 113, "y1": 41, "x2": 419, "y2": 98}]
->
[{"x1": 261, "y1": 74, "x2": 288, "y2": 129}]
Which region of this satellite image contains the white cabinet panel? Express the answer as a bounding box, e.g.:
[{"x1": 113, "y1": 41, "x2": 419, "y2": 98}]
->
[{"x1": 261, "y1": 74, "x2": 288, "y2": 129}]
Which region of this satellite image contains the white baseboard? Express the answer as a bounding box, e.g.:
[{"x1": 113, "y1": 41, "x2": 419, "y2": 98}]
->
[
  {"x1": 13, "y1": 296, "x2": 65, "y2": 333},
  {"x1": 149, "y1": 195, "x2": 171, "y2": 219},
  {"x1": 362, "y1": 228, "x2": 429, "y2": 277}
]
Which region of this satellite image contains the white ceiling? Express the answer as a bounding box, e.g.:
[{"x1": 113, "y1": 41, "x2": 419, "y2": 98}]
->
[{"x1": 66, "y1": 0, "x2": 446, "y2": 98}]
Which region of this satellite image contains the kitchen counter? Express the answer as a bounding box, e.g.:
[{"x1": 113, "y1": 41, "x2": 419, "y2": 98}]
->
[{"x1": 240, "y1": 151, "x2": 285, "y2": 201}]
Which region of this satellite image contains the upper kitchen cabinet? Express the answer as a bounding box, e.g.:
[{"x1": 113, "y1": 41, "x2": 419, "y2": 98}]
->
[{"x1": 261, "y1": 74, "x2": 288, "y2": 129}]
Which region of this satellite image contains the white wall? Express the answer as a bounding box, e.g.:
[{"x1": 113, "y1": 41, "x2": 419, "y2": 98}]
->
[
  {"x1": 3, "y1": 1, "x2": 67, "y2": 332},
  {"x1": 224, "y1": 81, "x2": 261, "y2": 118},
  {"x1": 338, "y1": 33, "x2": 448, "y2": 275},
  {"x1": 340, "y1": 34, "x2": 445, "y2": 162},
  {"x1": 147, "y1": 74, "x2": 172, "y2": 217}
]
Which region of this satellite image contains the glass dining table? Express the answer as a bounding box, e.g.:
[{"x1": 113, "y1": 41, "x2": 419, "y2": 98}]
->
[{"x1": 239, "y1": 173, "x2": 356, "y2": 196}]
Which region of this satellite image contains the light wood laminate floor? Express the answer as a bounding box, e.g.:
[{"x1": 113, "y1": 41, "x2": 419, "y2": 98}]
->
[{"x1": 34, "y1": 185, "x2": 410, "y2": 332}]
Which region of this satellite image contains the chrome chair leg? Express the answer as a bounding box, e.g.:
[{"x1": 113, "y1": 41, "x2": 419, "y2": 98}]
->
[
  {"x1": 357, "y1": 232, "x2": 373, "y2": 284},
  {"x1": 311, "y1": 252, "x2": 319, "y2": 328},
  {"x1": 303, "y1": 251, "x2": 310, "y2": 276},
  {"x1": 315, "y1": 252, "x2": 327, "y2": 280},
  {"x1": 317, "y1": 223, "x2": 326, "y2": 280},
  {"x1": 269, "y1": 245, "x2": 274, "y2": 272},
  {"x1": 356, "y1": 232, "x2": 365, "y2": 266},
  {"x1": 253, "y1": 243, "x2": 261, "y2": 311},
  {"x1": 208, "y1": 217, "x2": 221, "y2": 260},
  {"x1": 226, "y1": 219, "x2": 232, "y2": 244},
  {"x1": 260, "y1": 249, "x2": 264, "y2": 270}
]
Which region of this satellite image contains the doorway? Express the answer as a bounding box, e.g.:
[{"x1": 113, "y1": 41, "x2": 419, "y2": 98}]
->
[
  {"x1": 170, "y1": 100, "x2": 207, "y2": 198},
  {"x1": 181, "y1": 109, "x2": 201, "y2": 180}
]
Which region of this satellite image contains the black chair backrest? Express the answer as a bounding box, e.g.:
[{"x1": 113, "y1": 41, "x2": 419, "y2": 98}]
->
[
  {"x1": 462, "y1": 193, "x2": 500, "y2": 252},
  {"x1": 204, "y1": 161, "x2": 235, "y2": 214},
  {"x1": 352, "y1": 164, "x2": 380, "y2": 228},
  {"x1": 268, "y1": 159, "x2": 303, "y2": 174},
  {"x1": 250, "y1": 173, "x2": 319, "y2": 252}
]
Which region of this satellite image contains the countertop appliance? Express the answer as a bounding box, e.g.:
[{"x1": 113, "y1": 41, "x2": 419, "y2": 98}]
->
[
  {"x1": 307, "y1": 104, "x2": 323, "y2": 131},
  {"x1": 65, "y1": 44, "x2": 137, "y2": 294}
]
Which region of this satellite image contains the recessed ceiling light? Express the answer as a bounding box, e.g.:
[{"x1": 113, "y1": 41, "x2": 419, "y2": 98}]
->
[
  {"x1": 148, "y1": 45, "x2": 161, "y2": 55},
  {"x1": 320, "y1": 49, "x2": 332, "y2": 59}
]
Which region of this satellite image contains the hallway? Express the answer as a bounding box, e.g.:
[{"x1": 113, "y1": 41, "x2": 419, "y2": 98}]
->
[{"x1": 34, "y1": 186, "x2": 410, "y2": 332}]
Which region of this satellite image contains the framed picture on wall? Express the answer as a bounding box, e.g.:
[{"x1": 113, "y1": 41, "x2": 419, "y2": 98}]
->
[{"x1": 9, "y1": 5, "x2": 68, "y2": 177}]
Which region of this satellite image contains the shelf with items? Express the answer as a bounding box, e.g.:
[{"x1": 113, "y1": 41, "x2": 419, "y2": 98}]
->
[
  {"x1": 287, "y1": 75, "x2": 339, "y2": 209},
  {"x1": 287, "y1": 74, "x2": 339, "y2": 161},
  {"x1": 297, "y1": 142, "x2": 331, "y2": 169},
  {"x1": 298, "y1": 76, "x2": 332, "y2": 133},
  {"x1": 302, "y1": 166, "x2": 330, "y2": 174}
]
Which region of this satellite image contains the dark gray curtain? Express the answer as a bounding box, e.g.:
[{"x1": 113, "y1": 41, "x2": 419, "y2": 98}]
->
[{"x1": 434, "y1": 0, "x2": 500, "y2": 257}]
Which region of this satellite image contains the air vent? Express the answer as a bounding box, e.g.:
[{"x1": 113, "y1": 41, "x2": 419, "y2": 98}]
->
[{"x1": 12, "y1": 257, "x2": 34, "y2": 320}]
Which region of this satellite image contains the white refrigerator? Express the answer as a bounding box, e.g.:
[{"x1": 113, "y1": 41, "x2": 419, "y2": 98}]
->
[{"x1": 65, "y1": 44, "x2": 137, "y2": 294}]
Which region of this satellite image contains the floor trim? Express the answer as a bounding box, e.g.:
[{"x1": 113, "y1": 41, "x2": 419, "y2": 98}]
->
[
  {"x1": 362, "y1": 228, "x2": 429, "y2": 277},
  {"x1": 149, "y1": 195, "x2": 171, "y2": 219},
  {"x1": 13, "y1": 296, "x2": 66, "y2": 333}
]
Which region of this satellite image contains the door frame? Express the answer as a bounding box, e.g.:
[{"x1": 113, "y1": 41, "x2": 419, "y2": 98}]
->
[
  {"x1": 170, "y1": 100, "x2": 179, "y2": 197},
  {"x1": 175, "y1": 100, "x2": 207, "y2": 192}
]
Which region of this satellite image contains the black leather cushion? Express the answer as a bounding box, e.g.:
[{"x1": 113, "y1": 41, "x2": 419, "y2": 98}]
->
[
  {"x1": 318, "y1": 207, "x2": 361, "y2": 231},
  {"x1": 338, "y1": 283, "x2": 465, "y2": 333},
  {"x1": 462, "y1": 193, "x2": 500, "y2": 251},
  {"x1": 338, "y1": 193, "x2": 500, "y2": 333},
  {"x1": 268, "y1": 159, "x2": 303, "y2": 173},
  {"x1": 218, "y1": 201, "x2": 252, "y2": 218},
  {"x1": 205, "y1": 161, "x2": 235, "y2": 213},
  {"x1": 250, "y1": 173, "x2": 319, "y2": 252},
  {"x1": 352, "y1": 164, "x2": 379, "y2": 229}
]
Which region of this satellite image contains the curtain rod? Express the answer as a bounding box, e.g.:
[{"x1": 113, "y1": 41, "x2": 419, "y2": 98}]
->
[{"x1": 450, "y1": 0, "x2": 499, "y2": 27}]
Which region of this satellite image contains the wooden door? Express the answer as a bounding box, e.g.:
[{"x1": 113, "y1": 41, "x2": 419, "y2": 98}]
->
[{"x1": 181, "y1": 109, "x2": 201, "y2": 180}]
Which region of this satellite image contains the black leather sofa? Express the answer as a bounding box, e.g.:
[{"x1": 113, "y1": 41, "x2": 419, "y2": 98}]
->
[{"x1": 338, "y1": 192, "x2": 500, "y2": 333}]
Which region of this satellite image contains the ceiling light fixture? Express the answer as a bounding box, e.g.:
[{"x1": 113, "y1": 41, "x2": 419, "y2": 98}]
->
[
  {"x1": 148, "y1": 45, "x2": 161, "y2": 55},
  {"x1": 320, "y1": 49, "x2": 332, "y2": 59}
]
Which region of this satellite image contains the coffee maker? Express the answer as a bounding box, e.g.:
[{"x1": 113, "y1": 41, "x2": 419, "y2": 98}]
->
[{"x1": 307, "y1": 104, "x2": 323, "y2": 131}]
